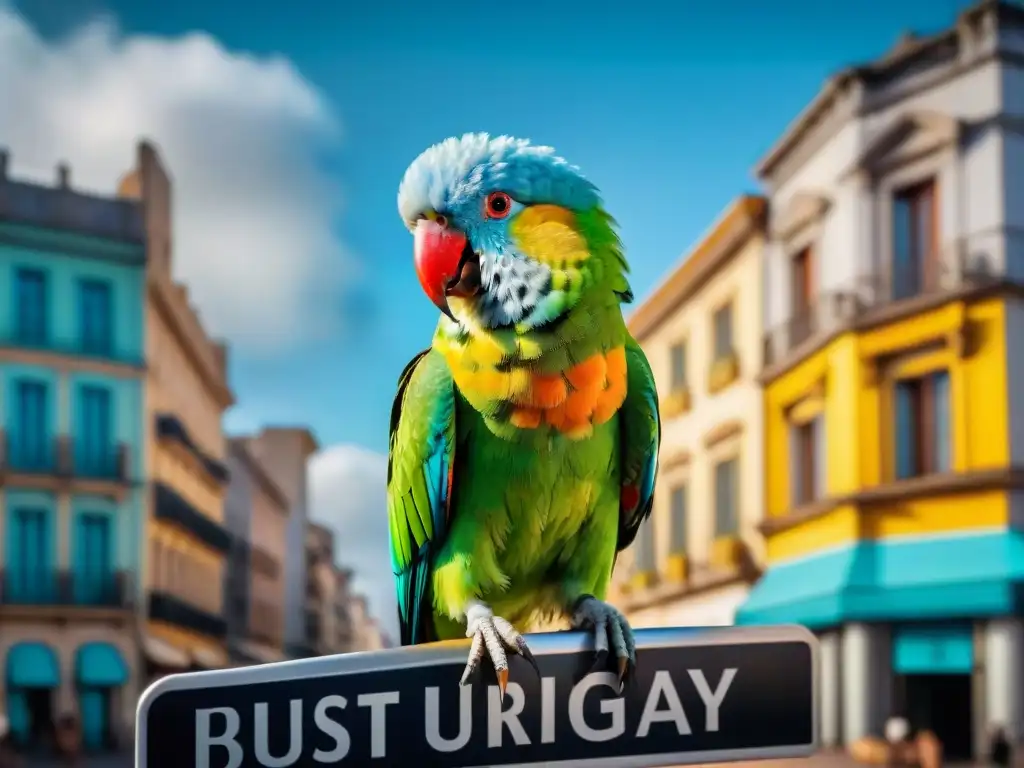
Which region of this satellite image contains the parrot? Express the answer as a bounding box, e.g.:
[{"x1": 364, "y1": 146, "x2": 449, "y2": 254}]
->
[{"x1": 387, "y1": 133, "x2": 661, "y2": 698}]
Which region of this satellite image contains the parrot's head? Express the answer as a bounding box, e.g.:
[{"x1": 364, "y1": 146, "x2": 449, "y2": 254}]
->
[{"x1": 397, "y1": 133, "x2": 631, "y2": 332}]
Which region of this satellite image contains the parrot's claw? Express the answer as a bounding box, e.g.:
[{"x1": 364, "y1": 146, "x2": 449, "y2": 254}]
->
[
  {"x1": 571, "y1": 594, "x2": 637, "y2": 693},
  {"x1": 460, "y1": 601, "x2": 538, "y2": 700}
]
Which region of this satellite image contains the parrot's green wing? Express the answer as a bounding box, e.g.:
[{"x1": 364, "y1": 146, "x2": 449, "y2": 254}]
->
[
  {"x1": 616, "y1": 336, "x2": 662, "y2": 552},
  {"x1": 387, "y1": 347, "x2": 457, "y2": 646}
]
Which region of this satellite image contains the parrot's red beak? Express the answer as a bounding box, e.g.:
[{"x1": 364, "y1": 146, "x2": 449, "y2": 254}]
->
[{"x1": 414, "y1": 219, "x2": 481, "y2": 321}]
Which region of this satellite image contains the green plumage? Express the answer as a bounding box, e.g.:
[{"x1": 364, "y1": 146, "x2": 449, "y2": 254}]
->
[{"x1": 388, "y1": 135, "x2": 661, "y2": 647}]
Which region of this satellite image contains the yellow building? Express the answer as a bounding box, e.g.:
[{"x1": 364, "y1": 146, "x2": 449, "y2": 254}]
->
[
  {"x1": 736, "y1": 2, "x2": 1024, "y2": 759},
  {"x1": 613, "y1": 195, "x2": 768, "y2": 627},
  {"x1": 117, "y1": 143, "x2": 236, "y2": 681}
]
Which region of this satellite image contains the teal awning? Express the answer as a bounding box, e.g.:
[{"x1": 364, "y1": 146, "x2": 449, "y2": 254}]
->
[
  {"x1": 892, "y1": 623, "x2": 974, "y2": 674},
  {"x1": 6, "y1": 642, "x2": 60, "y2": 688},
  {"x1": 737, "y1": 530, "x2": 1024, "y2": 628},
  {"x1": 75, "y1": 642, "x2": 128, "y2": 687}
]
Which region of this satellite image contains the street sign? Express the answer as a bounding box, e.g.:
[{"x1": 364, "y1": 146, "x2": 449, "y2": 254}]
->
[{"x1": 136, "y1": 624, "x2": 818, "y2": 768}]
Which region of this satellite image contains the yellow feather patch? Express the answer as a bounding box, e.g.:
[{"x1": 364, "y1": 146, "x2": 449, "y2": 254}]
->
[{"x1": 509, "y1": 205, "x2": 590, "y2": 269}]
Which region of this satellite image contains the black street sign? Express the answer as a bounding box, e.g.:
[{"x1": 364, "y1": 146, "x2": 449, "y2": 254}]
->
[{"x1": 136, "y1": 625, "x2": 818, "y2": 768}]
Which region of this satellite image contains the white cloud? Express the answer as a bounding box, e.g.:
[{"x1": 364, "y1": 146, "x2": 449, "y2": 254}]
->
[
  {"x1": 0, "y1": 9, "x2": 350, "y2": 353},
  {"x1": 308, "y1": 444, "x2": 398, "y2": 640}
]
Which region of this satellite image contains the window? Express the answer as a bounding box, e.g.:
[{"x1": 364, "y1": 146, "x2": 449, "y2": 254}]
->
[
  {"x1": 714, "y1": 457, "x2": 739, "y2": 536},
  {"x1": 713, "y1": 303, "x2": 734, "y2": 360},
  {"x1": 635, "y1": 517, "x2": 656, "y2": 573},
  {"x1": 78, "y1": 279, "x2": 114, "y2": 356},
  {"x1": 895, "y1": 370, "x2": 951, "y2": 479},
  {"x1": 75, "y1": 513, "x2": 112, "y2": 605},
  {"x1": 791, "y1": 416, "x2": 826, "y2": 506},
  {"x1": 892, "y1": 178, "x2": 938, "y2": 300},
  {"x1": 669, "y1": 485, "x2": 687, "y2": 554},
  {"x1": 13, "y1": 268, "x2": 48, "y2": 345},
  {"x1": 790, "y1": 247, "x2": 815, "y2": 344},
  {"x1": 669, "y1": 342, "x2": 687, "y2": 391},
  {"x1": 11, "y1": 380, "x2": 50, "y2": 471},
  {"x1": 75, "y1": 385, "x2": 114, "y2": 477},
  {"x1": 8, "y1": 507, "x2": 51, "y2": 603}
]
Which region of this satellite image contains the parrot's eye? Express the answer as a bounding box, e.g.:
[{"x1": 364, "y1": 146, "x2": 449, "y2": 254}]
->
[{"x1": 484, "y1": 192, "x2": 512, "y2": 220}]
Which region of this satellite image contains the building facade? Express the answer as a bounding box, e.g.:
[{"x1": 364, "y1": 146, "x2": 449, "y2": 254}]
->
[
  {"x1": 117, "y1": 143, "x2": 236, "y2": 681},
  {"x1": 227, "y1": 437, "x2": 289, "y2": 664},
  {"x1": 222, "y1": 440, "x2": 252, "y2": 665},
  {"x1": 348, "y1": 595, "x2": 385, "y2": 652},
  {"x1": 0, "y1": 155, "x2": 146, "y2": 751},
  {"x1": 737, "y1": 1, "x2": 1024, "y2": 760},
  {"x1": 305, "y1": 522, "x2": 338, "y2": 655},
  {"x1": 244, "y1": 427, "x2": 319, "y2": 658},
  {"x1": 617, "y1": 195, "x2": 767, "y2": 628}
]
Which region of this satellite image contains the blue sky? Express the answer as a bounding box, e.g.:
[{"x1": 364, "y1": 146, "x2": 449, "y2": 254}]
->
[{"x1": 16, "y1": 0, "x2": 974, "y2": 457}]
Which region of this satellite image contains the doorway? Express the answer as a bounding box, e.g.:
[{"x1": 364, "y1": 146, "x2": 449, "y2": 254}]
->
[
  {"x1": 8, "y1": 686, "x2": 55, "y2": 752},
  {"x1": 898, "y1": 674, "x2": 973, "y2": 760}
]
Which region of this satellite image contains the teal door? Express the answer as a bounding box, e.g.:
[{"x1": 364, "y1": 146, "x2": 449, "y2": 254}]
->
[
  {"x1": 76, "y1": 386, "x2": 113, "y2": 477},
  {"x1": 11, "y1": 380, "x2": 50, "y2": 471},
  {"x1": 6, "y1": 688, "x2": 29, "y2": 746},
  {"x1": 75, "y1": 513, "x2": 112, "y2": 605},
  {"x1": 8, "y1": 507, "x2": 51, "y2": 603},
  {"x1": 78, "y1": 688, "x2": 108, "y2": 750}
]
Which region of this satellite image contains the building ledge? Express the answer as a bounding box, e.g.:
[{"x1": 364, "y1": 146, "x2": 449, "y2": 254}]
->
[
  {"x1": 761, "y1": 467, "x2": 1024, "y2": 536},
  {"x1": 619, "y1": 545, "x2": 762, "y2": 614},
  {"x1": 760, "y1": 274, "x2": 1024, "y2": 384}
]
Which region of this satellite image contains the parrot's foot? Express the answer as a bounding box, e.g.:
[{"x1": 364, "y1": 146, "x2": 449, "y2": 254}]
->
[
  {"x1": 460, "y1": 601, "x2": 539, "y2": 698},
  {"x1": 571, "y1": 594, "x2": 637, "y2": 692}
]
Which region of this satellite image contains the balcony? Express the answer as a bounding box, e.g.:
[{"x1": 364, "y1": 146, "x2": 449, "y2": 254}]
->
[
  {"x1": 153, "y1": 481, "x2": 231, "y2": 553},
  {"x1": 762, "y1": 254, "x2": 1007, "y2": 371},
  {"x1": 0, "y1": 329, "x2": 144, "y2": 366},
  {"x1": 0, "y1": 178, "x2": 145, "y2": 243},
  {"x1": 0, "y1": 569, "x2": 134, "y2": 609},
  {"x1": 0, "y1": 432, "x2": 132, "y2": 487},
  {"x1": 149, "y1": 590, "x2": 227, "y2": 639},
  {"x1": 154, "y1": 413, "x2": 229, "y2": 485},
  {"x1": 249, "y1": 598, "x2": 283, "y2": 646}
]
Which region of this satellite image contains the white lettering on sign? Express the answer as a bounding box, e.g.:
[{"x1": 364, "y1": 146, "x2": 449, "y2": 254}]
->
[
  {"x1": 187, "y1": 665, "x2": 742, "y2": 765},
  {"x1": 195, "y1": 707, "x2": 242, "y2": 768},
  {"x1": 312, "y1": 695, "x2": 350, "y2": 762},
  {"x1": 425, "y1": 685, "x2": 472, "y2": 752},
  {"x1": 254, "y1": 700, "x2": 302, "y2": 766},
  {"x1": 357, "y1": 691, "x2": 400, "y2": 758},
  {"x1": 636, "y1": 671, "x2": 691, "y2": 737},
  {"x1": 568, "y1": 672, "x2": 625, "y2": 742},
  {"x1": 540, "y1": 676, "x2": 557, "y2": 743},
  {"x1": 488, "y1": 682, "x2": 530, "y2": 748},
  {"x1": 689, "y1": 668, "x2": 737, "y2": 732}
]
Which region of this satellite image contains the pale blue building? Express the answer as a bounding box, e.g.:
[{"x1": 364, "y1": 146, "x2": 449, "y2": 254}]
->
[{"x1": 0, "y1": 153, "x2": 146, "y2": 755}]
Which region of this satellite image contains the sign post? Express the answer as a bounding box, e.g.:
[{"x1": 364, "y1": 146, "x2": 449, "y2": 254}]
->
[{"x1": 136, "y1": 624, "x2": 818, "y2": 768}]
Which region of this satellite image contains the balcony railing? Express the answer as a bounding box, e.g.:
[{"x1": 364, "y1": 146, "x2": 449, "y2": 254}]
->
[
  {"x1": 0, "y1": 432, "x2": 131, "y2": 483},
  {"x1": 763, "y1": 254, "x2": 1005, "y2": 367},
  {"x1": 154, "y1": 414, "x2": 230, "y2": 484},
  {"x1": 0, "y1": 569, "x2": 133, "y2": 608},
  {"x1": 153, "y1": 481, "x2": 231, "y2": 553},
  {"x1": 0, "y1": 330, "x2": 144, "y2": 366},
  {"x1": 0, "y1": 179, "x2": 145, "y2": 243},
  {"x1": 149, "y1": 590, "x2": 227, "y2": 639}
]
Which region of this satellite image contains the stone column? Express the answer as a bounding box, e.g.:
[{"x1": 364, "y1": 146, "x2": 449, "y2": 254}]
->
[
  {"x1": 819, "y1": 630, "x2": 841, "y2": 748},
  {"x1": 842, "y1": 622, "x2": 891, "y2": 742},
  {"x1": 985, "y1": 619, "x2": 1023, "y2": 741}
]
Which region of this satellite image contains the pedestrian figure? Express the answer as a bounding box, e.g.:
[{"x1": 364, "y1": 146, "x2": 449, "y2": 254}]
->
[{"x1": 990, "y1": 725, "x2": 1012, "y2": 767}]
